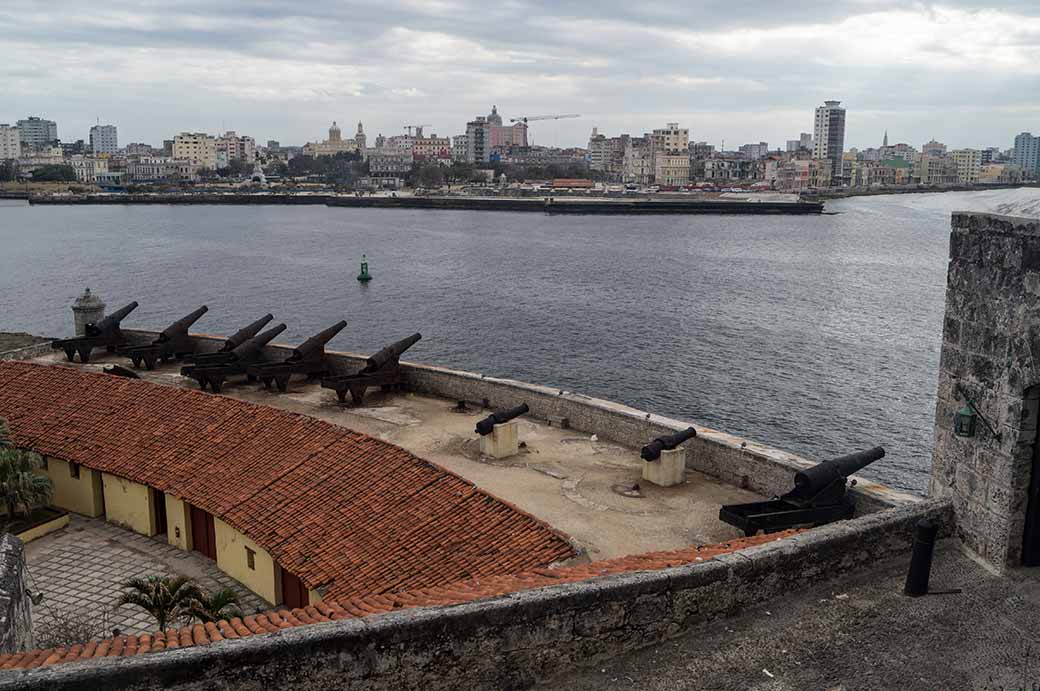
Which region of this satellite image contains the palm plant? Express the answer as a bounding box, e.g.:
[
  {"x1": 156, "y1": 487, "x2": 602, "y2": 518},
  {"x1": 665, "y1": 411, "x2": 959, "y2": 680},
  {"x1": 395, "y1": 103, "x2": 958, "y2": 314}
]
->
[
  {"x1": 115, "y1": 575, "x2": 203, "y2": 632},
  {"x1": 188, "y1": 587, "x2": 242, "y2": 623},
  {"x1": 0, "y1": 418, "x2": 52, "y2": 527}
]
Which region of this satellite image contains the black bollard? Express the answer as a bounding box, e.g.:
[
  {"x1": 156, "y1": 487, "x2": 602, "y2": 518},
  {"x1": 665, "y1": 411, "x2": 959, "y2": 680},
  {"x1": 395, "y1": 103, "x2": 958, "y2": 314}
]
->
[{"x1": 904, "y1": 519, "x2": 939, "y2": 597}]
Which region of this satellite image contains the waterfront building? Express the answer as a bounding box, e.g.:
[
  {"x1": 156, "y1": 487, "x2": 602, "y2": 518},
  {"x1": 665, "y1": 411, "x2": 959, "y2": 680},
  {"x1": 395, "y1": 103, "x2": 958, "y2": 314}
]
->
[
  {"x1": 215, "y1": 131, "x2": 257, "y2": 166},
  {"x1": 689, "y1": 142, "x2": 715, "y2": 159},
  {"x1": 16, "y1": 147, "x2": 64, "y2": 174},
  {"x1": 369, "y1": 149, "x2": 414, "y2": 176},
  {"x1": 465, "y1": 116, "x2": 491, "y2": 163},
  {"x1": 774, "y1": 158, "x2": 831, "y2": 190},
  {"x1": 172, "y1": 132, "x2": 217, "y2": 171},
  {"x1": 650, "y1": 123, "x2": 689, "y2": 155},
  {"x1": 812, "y1": 101, "x2": 845, "y2": 183},
  {"x1": 411, "y1": 134, "x2": 452, "y2": 163},
  {"x1": 587, "y1": 128, "x2": 628, "y2": 180},
  {"x1": 0, "y1": 124, "x2": 20, "y2": 160},
  {"x1": 89, "y1": 124, "x2": 118, "y2": 155},
  {"x1": 915, "y1": 154, "x2": 959, "y2": 186},
  {"x1": 127, "y1": 156, "x2": 195, "y2": 182},
  {"x1": 302, "y1": 122, "x2": 361, "y2": 158},
  {"x1": 922, "y1": 139, "x2": 947, "y2": 158},
  {"x1": 16, "y1": 116, "x2": 57, "y2": 150},
  {"x1": 622, "y1": 137, "x2": 653, "y2": 185},
  {"x1": 1012, "y1": 132, "x2": 1040, "y2": 176},
  {"x1": 452, "y1": 135, "x2": 467, "y2": 162},
  {"x1": 654, "y1": 152, "x2": 691, "y2": 186},
  {"x1": 68, "y1": 155, "x2": 110, "y2": 183},
  {"x1": 978, "y1": 163, "x2": 1023, "y2": 185},
  {"x1": 949, "y1": 149, "x2": 982, "y2": 184}
]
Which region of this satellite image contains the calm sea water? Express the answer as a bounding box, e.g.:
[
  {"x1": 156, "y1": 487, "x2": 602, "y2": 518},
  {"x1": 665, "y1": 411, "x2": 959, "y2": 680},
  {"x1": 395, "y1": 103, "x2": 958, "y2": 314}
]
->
[{"x1": 3, "y1": 189, "x2": 1039, "y2": 493}]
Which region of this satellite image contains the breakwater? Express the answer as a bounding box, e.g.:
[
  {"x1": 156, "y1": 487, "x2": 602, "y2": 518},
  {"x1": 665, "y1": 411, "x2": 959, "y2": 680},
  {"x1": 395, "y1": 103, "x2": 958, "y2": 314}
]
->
[{"x1": 26, "y1": 193, "x2": 824, "y2": 214}]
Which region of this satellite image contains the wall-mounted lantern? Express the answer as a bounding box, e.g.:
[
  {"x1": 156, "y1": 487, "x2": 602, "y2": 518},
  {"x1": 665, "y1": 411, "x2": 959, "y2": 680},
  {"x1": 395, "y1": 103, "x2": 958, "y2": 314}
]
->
[
  {"x1": 954, "y1": 403, "x2": 977, "y2": 438},
  {"x1": 954, "y1": 384, "x2": 1000, "y2": 441}
]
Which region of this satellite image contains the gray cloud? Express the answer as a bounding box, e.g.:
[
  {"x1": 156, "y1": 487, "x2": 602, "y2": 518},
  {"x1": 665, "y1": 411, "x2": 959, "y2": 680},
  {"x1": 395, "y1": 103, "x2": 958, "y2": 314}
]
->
[{"x1": 1, "y1": 1, "x2": 1038, "y2": 150}]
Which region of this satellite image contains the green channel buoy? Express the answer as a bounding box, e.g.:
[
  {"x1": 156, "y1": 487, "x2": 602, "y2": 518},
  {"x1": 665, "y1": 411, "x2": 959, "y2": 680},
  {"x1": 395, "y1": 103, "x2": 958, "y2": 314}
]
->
[{"x1": 357, "y1": 254, "x2": 372, "y2": 282}]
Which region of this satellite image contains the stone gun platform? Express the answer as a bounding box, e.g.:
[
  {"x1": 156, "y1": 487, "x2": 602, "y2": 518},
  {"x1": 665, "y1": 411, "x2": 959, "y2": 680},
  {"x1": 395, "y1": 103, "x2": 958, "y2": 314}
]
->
[{"x1": 27, "y1": 351, "x2": 762, "y2": 561}]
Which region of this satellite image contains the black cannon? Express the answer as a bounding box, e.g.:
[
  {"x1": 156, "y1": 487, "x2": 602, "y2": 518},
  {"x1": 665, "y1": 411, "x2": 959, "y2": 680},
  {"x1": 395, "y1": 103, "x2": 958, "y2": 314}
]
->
[
  {"x1": 475, "y1": 403, "x2": 530, "y2": 436},
  {"x1": 320, "y1": 332, "x2": 421, "y2": 405},
  {"x1": 51, "y1": 301, "x2": 139, "y2": 363},
  {"x1": 641, "y1": 427, "x2": 697, "y2": 461},
  {"x1": 182, "y1": 313, "x2": 274, "y2": 365},
  {"x1": 247, "y1": 320, "x2": 347, "y2": 392},
  {"x1": 719, "y1": 446, "x2": 886, "y2": 536},
  {"x1": 180, "y1": 323, "x2": 286, "y2": 392},
  {"x1": 118, "y1": 305, "x2": 208, "y2": 369}
]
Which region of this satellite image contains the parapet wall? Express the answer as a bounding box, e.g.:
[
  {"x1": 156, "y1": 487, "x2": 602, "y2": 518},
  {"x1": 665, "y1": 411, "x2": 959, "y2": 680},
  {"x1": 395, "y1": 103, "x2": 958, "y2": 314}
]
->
[
  {"x1": 120, "y1": 329, "x2": 916, "y2": 514},
  {"x1": 0, "y1": 536, "x2": 32, "y2": 655},
  {"x1": 2, "y1": 497, "x2": 951, "y2": 690}
]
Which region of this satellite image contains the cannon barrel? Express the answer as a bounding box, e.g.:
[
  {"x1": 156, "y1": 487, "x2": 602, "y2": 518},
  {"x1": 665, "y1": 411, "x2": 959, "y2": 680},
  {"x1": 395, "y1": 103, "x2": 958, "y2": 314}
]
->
[
  {"x1": 475, "y1": 403, "x2": 530, "y2": 436},
  {"x1": 229, "y1": 323, "x2": 286, "y2": 361},
  {"x1": 792, "y1": 446, "x2": 885, "y2": 497},
  {"x1": 223, "y1": 314, "x2": 274, "y2": 351},
  {"x1": 86, "y1": 301, "x2": 138, "y2": 336},
  {"x1": 158, "y1": 305, "x2": 208, "y2": 342},
  {"x1": 291, "y1": 320, "x2": 347, "y2": 360},
  {"x1": 365, "y1": 332, "x2": 422, "y2": 371},
  {"x1": 640, "y1": 426, "x2": 698, "y2": 461}
]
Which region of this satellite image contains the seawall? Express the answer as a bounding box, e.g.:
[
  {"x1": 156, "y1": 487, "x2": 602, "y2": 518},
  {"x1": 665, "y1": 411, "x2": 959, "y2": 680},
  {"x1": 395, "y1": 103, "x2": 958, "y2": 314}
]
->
[{"x1": 26, "y1": 193, "x2": 824, "y2": 215}]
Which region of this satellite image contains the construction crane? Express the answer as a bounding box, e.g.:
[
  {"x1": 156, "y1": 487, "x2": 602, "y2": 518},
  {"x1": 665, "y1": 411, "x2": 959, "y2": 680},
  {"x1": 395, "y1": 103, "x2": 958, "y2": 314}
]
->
[
  {"x1": 404, "y1": 124, "x2": 431, "y2": 137},
  {"x1": 509, "y1": 114, "x2": 581, "y2": 125}
]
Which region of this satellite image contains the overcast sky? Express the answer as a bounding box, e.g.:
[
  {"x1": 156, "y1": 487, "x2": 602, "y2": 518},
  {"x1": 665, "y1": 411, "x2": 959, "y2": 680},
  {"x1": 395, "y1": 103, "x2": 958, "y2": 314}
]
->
[{"x1": 2, "y1": 1, "x2": 1039, "y2": 151}]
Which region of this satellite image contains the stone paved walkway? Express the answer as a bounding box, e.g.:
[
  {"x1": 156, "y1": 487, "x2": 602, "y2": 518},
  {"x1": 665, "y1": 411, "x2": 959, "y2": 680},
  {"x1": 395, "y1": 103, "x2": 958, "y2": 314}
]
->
[{"x1": 23, "y1": 515, "x2": 269, "y2": 638}]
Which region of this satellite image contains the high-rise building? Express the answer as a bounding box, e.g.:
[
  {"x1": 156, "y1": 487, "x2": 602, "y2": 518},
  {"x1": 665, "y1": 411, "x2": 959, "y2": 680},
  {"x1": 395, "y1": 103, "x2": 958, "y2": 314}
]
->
[
  {"x1": 465, "y1": 116, "x2": 491, "y2": 163},
  {"x1": 172, "y1": 132, "x2": 217, "y2": 170},
  {"x1": 1013, "y1": 132, "x2": 1040, "y2": 175},
  {"x1": 89, "y1": 124, "x2": 118, "y2": 155},
  {"x1": 739, "y1": 142, "x2": 770, "y2": 160},
  {"x1": 949, "y1": 149, "x2": 982, "y2": 184},
  {"x1": 0, "y1": 124, "x2": 21, "y2": 159},
  {"x1": 215, "y1": 131, "x2": 256, "y2": 166},
  {"x1": 812, "y1": 101, "x2": 846, "y2": 181},
  {"x1": 16, "y1": 116, "x2": 58, "y2": 150}
]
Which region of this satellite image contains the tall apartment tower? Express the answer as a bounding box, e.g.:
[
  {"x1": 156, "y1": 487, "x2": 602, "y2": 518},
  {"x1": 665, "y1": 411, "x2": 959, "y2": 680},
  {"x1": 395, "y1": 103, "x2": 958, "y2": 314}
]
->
[
  {"x1": 812, "y1": 101, "x2": 846, "y2": 180},
  {"x1": 89, "y1": 124, "x2": 118, "y2": 154},
  {"x1": 1013, "y1": 132, "x2": 1040, "y2": 175},
  {"x1": 16, "y1": 116, "x2": 58, "y2": 150},
  {"x1": 0, "y1": 125, "x2": 21, "y2": 159}
]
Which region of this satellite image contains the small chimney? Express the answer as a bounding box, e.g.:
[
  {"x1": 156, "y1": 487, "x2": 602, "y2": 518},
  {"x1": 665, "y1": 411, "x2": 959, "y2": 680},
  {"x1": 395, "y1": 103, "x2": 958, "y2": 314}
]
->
[{"x1": 71, "y1": 288, "x2": 105, "y2": 336}]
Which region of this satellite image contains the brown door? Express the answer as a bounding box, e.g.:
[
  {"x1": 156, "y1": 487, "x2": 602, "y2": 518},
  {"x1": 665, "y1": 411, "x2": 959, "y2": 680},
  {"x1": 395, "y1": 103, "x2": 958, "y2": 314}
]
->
[
  {"x1": 280, "y1": 568, "x2": 308, "y2": 609},
  {"x1": 189, "y1": 505, "x2": 217, "y2": 560},
  {"x1": 152, "y1": 488, "x2": 168, "y2": 535}
]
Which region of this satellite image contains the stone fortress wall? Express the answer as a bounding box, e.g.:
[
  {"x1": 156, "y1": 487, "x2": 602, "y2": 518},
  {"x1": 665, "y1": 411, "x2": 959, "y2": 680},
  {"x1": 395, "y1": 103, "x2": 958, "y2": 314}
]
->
[{"x1": 118, "y1": 329, "x2": 919, "y2": 515}]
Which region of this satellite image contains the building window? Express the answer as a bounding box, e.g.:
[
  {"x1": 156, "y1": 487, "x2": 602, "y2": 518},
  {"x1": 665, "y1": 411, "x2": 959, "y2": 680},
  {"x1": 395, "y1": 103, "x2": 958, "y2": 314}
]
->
[
  {"x1": 69, "y1": 462, "x2": 80, "y2": 479},
  {"x1": 245, "y1": 547, "x2": 256, "y2": 570}
]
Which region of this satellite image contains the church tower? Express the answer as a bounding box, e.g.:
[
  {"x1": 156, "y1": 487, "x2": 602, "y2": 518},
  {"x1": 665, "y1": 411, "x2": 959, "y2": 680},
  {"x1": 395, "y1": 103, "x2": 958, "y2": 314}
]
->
[
  {"x1": 883, "y1": 130, "x2": 889, "y2": 148},
  {"x1": 355, "y1": 121, "x2": 366, "y2": 151}
]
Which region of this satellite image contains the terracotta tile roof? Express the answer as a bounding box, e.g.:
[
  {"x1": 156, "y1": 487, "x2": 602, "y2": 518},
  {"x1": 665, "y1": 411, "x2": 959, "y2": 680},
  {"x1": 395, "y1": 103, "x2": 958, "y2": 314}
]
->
[
  {"x1": 0, "y1": 531, "x2": 800, "y2": 671},
  {"x1": 0, "y1": 361, "x2": 574, "y2": 597}
]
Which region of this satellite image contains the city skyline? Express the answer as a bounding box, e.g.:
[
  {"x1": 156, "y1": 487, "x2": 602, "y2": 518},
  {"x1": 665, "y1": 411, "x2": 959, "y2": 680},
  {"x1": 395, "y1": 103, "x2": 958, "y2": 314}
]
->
[{"x1": 3, "y1": 1, "x2": 1040, "y2": 149}]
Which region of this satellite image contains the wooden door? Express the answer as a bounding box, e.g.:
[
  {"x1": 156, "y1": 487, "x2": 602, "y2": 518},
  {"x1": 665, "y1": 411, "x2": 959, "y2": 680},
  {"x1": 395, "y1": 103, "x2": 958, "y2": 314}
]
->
[
  {"x1": 189, "y1": 505, "x2": 217, "y2": 560},
  {"x1": 280, "y1": 568, "x2": 308, "y2": 609},
  {"x1": 152, "y1": 488, "x2": 168, "y2": 536}
]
